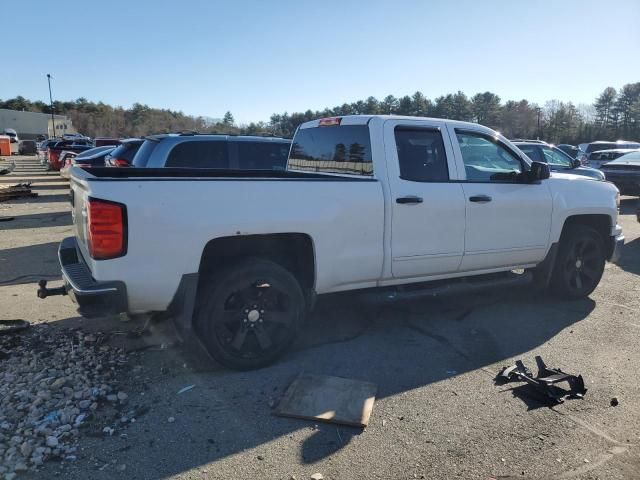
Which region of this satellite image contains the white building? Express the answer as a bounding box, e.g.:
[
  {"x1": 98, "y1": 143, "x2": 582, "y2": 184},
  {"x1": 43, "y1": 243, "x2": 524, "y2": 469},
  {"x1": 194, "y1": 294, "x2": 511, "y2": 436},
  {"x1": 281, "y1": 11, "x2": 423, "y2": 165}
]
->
[{"x1": 0, "y1": 109, "x2": 76, "y2": 139}]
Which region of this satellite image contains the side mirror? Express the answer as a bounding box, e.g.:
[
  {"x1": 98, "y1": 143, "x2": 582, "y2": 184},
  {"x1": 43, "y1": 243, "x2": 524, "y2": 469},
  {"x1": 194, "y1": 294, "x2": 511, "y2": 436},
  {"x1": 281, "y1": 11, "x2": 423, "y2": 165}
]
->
[
  {"x1": 571, "y1": 158, "x2": 582, "y2": 168},
  {"x1": 529, "y1": 161, "x2": 550, "y2": 181}
]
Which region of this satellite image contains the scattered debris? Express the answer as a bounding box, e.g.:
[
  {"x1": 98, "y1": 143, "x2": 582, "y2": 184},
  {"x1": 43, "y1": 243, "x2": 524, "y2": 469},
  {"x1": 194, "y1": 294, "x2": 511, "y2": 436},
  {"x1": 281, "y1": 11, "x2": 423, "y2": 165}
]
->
[
  {"x1": 610, "y1": 397, "x2": 619, "y2": 407},
  {"x1": 496, "y1": 356, "x2": 586, "y2": 404},
  {"x1": 0, "y1": 159, "x2": 16, "y2": 175},
  {"x1": 274, "y1": 373, "x2": 377, "y2": 427},
  {"x1": 310, "y1": 473, "x2": 324, "y2": 480},
  {"x1": 177, "y1": 385, "x2": 195, "y2": 395},
  {"x1": 0, "y1": 326, "x2": 130, "y2": 474},
  {"x1": 0, "y1": 182, "x2": 37, "y2": 202},
  {"x1": 167, "y1": 417, "x2": 175, "y2": 423}
]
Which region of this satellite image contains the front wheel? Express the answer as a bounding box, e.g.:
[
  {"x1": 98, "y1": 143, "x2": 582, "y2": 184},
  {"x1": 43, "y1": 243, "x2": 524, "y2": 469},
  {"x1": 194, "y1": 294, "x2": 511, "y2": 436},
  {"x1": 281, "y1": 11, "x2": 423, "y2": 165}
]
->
[
  {"x1": 550, "y1": 225, "x2": 605, "y2": 299},
  {"x1": 195, "y1": 258, "x2": 304, "y2": 370}
]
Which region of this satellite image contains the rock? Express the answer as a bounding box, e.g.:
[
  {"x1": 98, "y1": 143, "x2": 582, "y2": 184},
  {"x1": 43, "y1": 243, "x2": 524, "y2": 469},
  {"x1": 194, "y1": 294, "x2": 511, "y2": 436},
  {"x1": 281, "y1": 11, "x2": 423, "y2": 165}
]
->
[
  {"x1": 13, "y1": 462, "x2": 28, "y2": 472},
  {"x1": 117, "y1": 392, "x2": 128, "y2": 402},
  {"x1": 117, "y1": 464, "x2": 126, "y2": 472},
  {"x1": 167, "y1": 417, "x2": 175, "y2": 423},
  {"x1": 78, "y1": 400, "x2": 91, "y2": 410},
  {"x1": 46, "y1": 436, "x2": 59, "y2": 448},
  {"x1": 20, "y1": 441, "x2": 33, "y2": 458},
  {"x1": 5, "y1": 473, "x2": 16, "y2": 480},
  {"x1": 257, "y1": 455, "x2": 264, "y2": 460},
  {"x1": 51, "y1": 378, "x2": 66, "y2": 390},
  {"x1": 310, "y1": 474, "x2": 324, "y2": 480},
  {"x1": 106, "y1": 394, "x2": 118, "y2": 403},
  {"x1": 610, "y1": 397, "x2": 619, "y2": 407}
]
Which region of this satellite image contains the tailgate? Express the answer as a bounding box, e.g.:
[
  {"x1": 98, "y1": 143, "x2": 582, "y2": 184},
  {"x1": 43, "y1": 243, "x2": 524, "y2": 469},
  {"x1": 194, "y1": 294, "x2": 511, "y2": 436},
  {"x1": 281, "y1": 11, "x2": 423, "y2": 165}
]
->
[{"x1": 69, "y1": 172, "x2": 91, "y2": 258}]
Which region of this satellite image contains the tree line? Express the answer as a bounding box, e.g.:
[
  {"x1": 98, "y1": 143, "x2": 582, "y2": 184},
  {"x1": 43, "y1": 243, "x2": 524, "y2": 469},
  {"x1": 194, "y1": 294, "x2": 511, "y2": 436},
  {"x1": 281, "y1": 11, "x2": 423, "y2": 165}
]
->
[{"x1": 2, "y1": 82, "x2": 638, "y2": 144}]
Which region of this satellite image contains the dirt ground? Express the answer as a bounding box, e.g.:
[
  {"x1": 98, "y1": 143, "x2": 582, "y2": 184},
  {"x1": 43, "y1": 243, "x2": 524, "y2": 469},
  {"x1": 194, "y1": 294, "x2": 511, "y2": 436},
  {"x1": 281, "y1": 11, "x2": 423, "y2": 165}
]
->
[{"x1": 1, "y1": 155, "x2": 639, "y2": 480}]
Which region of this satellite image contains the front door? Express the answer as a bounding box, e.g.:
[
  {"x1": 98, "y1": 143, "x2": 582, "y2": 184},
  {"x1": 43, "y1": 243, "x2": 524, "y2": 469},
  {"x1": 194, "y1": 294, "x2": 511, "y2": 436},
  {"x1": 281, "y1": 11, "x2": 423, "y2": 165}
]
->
[
  {"x1": 385, "y1": 120, "x2": 466, "y2": 278},
  {"x1": 450, "y1": 128, "x2": 553, "y2": 271}
]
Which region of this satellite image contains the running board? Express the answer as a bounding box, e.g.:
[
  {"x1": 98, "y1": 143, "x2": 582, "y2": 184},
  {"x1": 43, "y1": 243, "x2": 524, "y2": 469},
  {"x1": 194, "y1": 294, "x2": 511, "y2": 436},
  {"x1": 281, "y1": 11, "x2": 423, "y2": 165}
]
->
[{"x1": 359, "y1": 271, "x2": 533, "y2": 305}]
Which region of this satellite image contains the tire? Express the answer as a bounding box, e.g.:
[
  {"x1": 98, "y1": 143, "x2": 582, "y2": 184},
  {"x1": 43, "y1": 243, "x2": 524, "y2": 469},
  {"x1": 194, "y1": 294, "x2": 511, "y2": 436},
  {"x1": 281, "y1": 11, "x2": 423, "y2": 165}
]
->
[
  {"x1": 550, "y1": 225, "x2": 605, "y2": 299},
  {"x1": 194, "y1": 258, "x2": 304, "y2": 370}
]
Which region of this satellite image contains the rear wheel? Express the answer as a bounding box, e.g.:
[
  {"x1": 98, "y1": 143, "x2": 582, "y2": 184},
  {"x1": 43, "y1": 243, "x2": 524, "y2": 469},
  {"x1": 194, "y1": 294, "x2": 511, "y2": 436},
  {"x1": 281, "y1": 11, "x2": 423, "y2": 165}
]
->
[
  {"x1": 550, "y1": 225, "x2": 605, "y2": 299},
  {"x1": 195, "y1": 258, "x2": 304, "y2": 370}
]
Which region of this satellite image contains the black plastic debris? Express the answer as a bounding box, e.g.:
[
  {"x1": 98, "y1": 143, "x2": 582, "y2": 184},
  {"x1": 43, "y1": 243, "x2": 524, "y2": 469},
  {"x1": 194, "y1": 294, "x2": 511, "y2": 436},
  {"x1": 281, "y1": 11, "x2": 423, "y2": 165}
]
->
[
  {"x1": 496, "y1": 356, "x2": 587, "y2": 404},
  {"x1": 0, "y1": 319, "x2": 31, "y2": 335}
]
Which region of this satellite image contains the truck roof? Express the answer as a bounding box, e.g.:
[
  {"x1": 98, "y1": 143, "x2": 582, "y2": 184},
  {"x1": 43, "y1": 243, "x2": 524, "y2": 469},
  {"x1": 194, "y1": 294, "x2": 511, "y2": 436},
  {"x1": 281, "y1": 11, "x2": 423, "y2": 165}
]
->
[{"x1": 298, "y1": 115, "x2": 498, "y2": 136}]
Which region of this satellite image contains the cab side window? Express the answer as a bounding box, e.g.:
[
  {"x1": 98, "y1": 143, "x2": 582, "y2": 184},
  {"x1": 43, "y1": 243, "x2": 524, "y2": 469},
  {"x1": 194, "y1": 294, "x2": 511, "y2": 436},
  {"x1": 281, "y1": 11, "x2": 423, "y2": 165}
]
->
[
  {"x1": 456, "y1": 131, "x2": 523, "y2": 182},
  {"x1": 395, "y1": 127, "x2": 449, "y2": 182}
]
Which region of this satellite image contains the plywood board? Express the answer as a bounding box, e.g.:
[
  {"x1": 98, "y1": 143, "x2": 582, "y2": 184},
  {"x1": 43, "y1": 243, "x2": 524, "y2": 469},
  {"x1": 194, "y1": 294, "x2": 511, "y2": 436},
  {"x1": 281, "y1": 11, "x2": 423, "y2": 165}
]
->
[{"x1": 273, "y1": 373, "x2": 377, "y2": 427}]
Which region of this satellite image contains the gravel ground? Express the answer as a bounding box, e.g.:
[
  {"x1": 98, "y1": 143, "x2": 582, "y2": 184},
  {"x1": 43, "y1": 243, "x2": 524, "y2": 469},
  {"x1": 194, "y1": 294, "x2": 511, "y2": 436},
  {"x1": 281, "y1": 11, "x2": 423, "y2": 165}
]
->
[{"x1": 1, "y1": 156, "x2": 639, "y2": 480}]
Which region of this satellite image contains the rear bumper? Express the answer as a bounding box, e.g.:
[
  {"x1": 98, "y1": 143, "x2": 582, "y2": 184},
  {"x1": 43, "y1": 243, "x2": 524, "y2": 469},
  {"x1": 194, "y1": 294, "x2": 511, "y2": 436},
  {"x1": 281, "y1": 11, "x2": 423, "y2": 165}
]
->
[{"x1": 59, "y1": 237, "x2": 128, "y2": 317}]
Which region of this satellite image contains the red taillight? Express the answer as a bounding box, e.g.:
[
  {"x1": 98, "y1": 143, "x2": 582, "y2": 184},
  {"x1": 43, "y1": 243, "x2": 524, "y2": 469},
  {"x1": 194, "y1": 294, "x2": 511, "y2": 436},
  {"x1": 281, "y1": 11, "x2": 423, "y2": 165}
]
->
[
  {"x1": 65, "y1": 158, "x2": 73, "y2": 166},
  {"x1": 113, "y1": 158, "x2": 130, "y2": 167},
  {"x1": 319, "y1": 117, "x2": 342, "y2": 126},
  {"x1": 86, "y1": 198, "x2": 127, "y2": 260}
]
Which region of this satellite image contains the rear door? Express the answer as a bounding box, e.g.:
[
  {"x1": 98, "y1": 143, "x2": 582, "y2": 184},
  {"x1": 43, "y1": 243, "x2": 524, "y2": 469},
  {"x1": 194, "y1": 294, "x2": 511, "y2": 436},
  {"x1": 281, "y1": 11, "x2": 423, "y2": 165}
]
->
[{"x1": 384, "y1": 119, "x2": 466, "y2": 278}]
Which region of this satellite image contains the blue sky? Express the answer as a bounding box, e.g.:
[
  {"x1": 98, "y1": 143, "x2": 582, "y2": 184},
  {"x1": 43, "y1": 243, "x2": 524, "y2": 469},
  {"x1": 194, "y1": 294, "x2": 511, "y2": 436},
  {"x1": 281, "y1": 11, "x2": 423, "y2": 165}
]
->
[{"x1": 5, "y1": 0, "x2": 640, "y2": 123}]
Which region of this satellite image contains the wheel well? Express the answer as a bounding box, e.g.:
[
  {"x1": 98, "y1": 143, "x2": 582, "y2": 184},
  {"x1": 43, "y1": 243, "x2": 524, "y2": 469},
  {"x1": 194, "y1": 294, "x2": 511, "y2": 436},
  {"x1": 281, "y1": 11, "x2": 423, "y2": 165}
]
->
[
  {"x1": 198, "y1": 233, "x2": 315, "y2": 291},
  {"x1": 562, "y1": 214, "x2": 611, "y2": 251}
]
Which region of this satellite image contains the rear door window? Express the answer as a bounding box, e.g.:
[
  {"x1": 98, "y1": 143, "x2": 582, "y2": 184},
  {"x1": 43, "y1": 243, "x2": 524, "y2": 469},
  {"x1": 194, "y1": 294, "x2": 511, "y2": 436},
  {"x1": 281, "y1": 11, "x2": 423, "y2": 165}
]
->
[
  {"x1": 289, "y1": 125, "x2": 373, "y2": 176},
  {"x1": 165, "y1": 140, "x2": 229, "y2": 168},
  {"x1": 394, "y1": 127, "x2": 449, "y2": 182},
  {"x1": 236, "y1": 141, "x2": 290, "y2": 170}
]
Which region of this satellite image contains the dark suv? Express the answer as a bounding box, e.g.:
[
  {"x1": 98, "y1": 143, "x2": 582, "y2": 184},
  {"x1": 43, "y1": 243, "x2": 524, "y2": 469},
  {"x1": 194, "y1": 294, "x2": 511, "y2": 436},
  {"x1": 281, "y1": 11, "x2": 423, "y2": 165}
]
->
[{"x1": 131, "y1": 134, "x2": 291, "y2": 170}]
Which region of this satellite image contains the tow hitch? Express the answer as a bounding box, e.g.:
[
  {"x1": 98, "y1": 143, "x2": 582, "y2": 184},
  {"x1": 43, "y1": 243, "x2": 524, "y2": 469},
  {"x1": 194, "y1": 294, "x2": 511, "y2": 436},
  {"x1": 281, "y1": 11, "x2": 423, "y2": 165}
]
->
[
  {"x1": 37, "y1": 280, "x2": 67, "y2": 299},
  {"x1": 496, "y1": 355, "x2": 587, "y2": 404}
]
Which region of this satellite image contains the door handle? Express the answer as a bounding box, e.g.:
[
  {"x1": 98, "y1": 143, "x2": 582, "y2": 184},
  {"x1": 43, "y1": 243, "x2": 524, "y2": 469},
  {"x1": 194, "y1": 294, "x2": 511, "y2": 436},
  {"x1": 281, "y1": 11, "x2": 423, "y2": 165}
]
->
[
  {"x1": 469, "y1": 195, "x2": 492, "y2": 203},
  {"x1": 396, "y1": 196, "x2": 423, "y2": 204}
]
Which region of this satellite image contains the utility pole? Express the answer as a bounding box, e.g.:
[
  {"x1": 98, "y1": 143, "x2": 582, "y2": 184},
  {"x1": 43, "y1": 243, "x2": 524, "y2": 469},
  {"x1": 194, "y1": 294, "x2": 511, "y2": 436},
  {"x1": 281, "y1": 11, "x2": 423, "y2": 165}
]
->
[{"x1": 46, "y1": 74, "x2": 55, "y2": 138}]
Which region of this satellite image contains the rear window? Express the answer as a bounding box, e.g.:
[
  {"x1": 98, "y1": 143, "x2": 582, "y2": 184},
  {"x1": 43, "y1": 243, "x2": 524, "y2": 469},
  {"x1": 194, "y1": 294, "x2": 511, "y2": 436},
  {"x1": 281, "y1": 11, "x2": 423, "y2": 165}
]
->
[
  {"x1": 110, "y1": 142, "x2": 142, "y2": 162},
  {"x1": 165, "y1": 140, "x2": 229, "y2": 168},
  {"x1": 236, "y1": 141, "x2": 290, "y2": 170},
  {"x1": 289, "y1": 125, "x2": 373, "y2": 176},
  {"x1": 132, "y1": 140, "x2": 159, "y2": 167}
]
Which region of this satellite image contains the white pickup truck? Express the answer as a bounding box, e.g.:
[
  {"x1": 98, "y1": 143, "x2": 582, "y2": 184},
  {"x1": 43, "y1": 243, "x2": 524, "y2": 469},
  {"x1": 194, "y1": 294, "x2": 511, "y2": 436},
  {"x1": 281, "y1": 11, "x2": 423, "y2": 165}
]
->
[{"x1": 39, "y1": 115, "x2": 624, "y2": 369}]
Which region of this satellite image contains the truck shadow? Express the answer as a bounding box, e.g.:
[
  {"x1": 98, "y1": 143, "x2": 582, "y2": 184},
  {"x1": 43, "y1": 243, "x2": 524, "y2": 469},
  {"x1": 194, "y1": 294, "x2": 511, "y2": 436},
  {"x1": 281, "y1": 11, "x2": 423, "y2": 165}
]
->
[
  {"x1": 0, "y1": 242, "x2": 61, "y2": 286},
  {"x1": 0, "y1": 211, "x2": 72, "y2": 231},
  {"x1": 26, "y1": 287, "x2": 594, "y2": 478}
]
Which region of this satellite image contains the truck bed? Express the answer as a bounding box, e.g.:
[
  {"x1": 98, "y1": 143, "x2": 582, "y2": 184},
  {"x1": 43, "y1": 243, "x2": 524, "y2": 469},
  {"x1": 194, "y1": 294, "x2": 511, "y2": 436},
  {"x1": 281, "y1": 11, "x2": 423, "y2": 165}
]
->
[{"x1": 74, "y1": 166, "x2": 377, "y2": 181}]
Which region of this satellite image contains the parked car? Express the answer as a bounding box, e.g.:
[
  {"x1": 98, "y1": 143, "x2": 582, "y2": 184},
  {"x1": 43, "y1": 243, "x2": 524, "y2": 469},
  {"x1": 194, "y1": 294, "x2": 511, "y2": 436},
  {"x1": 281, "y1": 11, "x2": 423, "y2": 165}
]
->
[
  {"x1": 131, "y1": 134, "x2": 291, "y2": 169},
  {"x1": 60, "y1": 146, "x2": 116, "y2": 179},
  {"x1": 600, "y1": 150, "x2": 640, "y2": 196},
  {"x1": 94, "y1": 137, "x2": 121, "y2": 147},
  {"x1": 556, "y1": 144, "x2": 579, "y2": 159},
  {"x1": 513, "y1": 141, "x2": 605, "y2": 180},
  {"x1": 47, "y1": 139, "x2": 94, "y2": 171},
  {"x1": 586, "y1": 148, "x2": 640, "y2": 169},
  {"x1": 577, "y1": 141, "x2": 640, "y2": 165},
  {"x1": 4, "y1": 128, "x2": 19, "y2": 143},
  {"x1": 18, "y1": 140, "x2": 38, "y2": 155},
  {"x1": 104, "y1": 138, "x2": 144, "y2": 167},
  {"x1": 40, "y1": 115, "x2": 623, "y2": 370}
]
